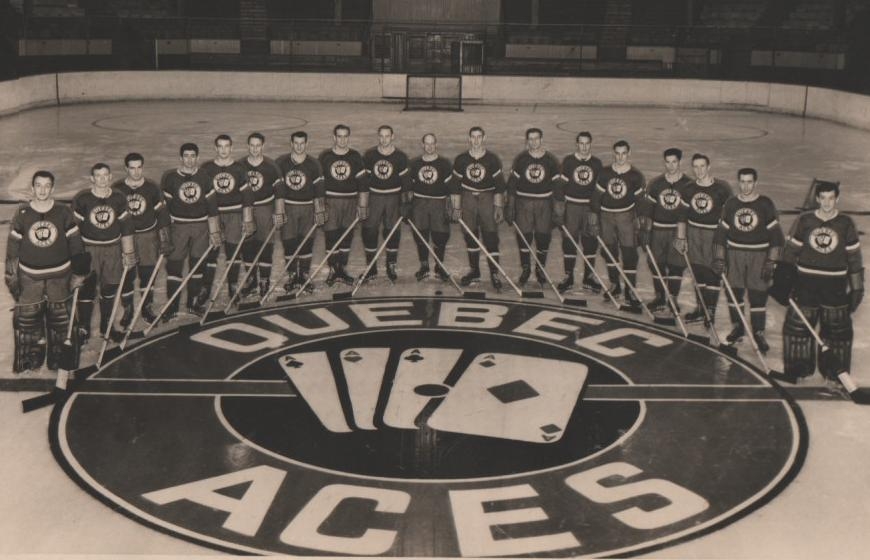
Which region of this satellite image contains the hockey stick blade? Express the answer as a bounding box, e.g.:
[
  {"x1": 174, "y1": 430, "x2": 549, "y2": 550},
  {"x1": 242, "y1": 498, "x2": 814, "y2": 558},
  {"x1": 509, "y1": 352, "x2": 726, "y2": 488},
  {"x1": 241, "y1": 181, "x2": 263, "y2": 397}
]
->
[
  {"x1": 653, "y1": 316, "x2": 677, "y2": 326},
  {"x1": 21, "y1": 390, "x2": 61, "y2": 413},
  {"x1": 718, "y1": 343, "x2": 739, "y2": 357},
  {"x1": 522, "y1": 290, "x2": 545, "y2": 299},
  {"x1": 620, "y1": 303, "x2": 643, "y2": 314},
  {"x1": 276, "y1": 293, "x2": 301, "y2": 302},
  {"x1": 462, "y1": 291, "x2": 487, "y2": 299},
  {"x1": 204, "y1": 310, "x2": 227, "y2": 321},
  {"x1": 332, "y1": 291, "x2": 353, "y2": 301},
  {"x1": 237, "y1": 300, "x2": 261, "y2": 310},
  {"x1": 563, "y1": 297, "x2": 587, "y2": 307},
  {"x1": 848, "y1": 388, "x2": 870, "y2": 405},
  {"x1": 685, "y1": 333, "x2": 709, "y2": 345},
  {"x1": 768, "y1": 369, "x2": 798, "y2": 384}
]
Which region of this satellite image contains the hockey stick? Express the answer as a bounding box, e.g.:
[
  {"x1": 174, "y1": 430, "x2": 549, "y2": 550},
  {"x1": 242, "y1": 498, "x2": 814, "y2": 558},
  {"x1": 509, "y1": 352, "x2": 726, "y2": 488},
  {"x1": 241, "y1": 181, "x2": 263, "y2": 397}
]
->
[
  {"x1": 513, "y1": 222, "x2": 584, "y2": 306},
  {"x1": 200, "y1": 233, "x2": 249, "y2": 325},
  {"x1": 643, "y1": 245, "x2": 695, "y2": 337},
  {"x1": 407, "y1": 218, "x2": 464, "y2": 296},
  {"x1": 787, "y1": 298, "x2": 870, "y2": 404},
  {"x1": 119, "y1": 253, "x2": 165, "y2": 350},
  {"x1": 680, "y1": 250, "x2": 735, "y2": 356},
  {"x1": 560, "y1": 225, "x2": 629, "y2": 311},
  {"x1": 458, "y1": 218, "x2": 529, "y2": 297},
  {"x1": 257, "y1": 223, "x2": 318, "y2": 307},
  {"x1": 595, "y1": 235, "x2": 655, "y2": 319},
  {"x1": 95, "y1": 265, "x2": 132, "y2": 369},
  {"x1": 222, "y1": 223, "x2": 278, "y2": 312},
  {"x1": 292, "y1": 217, "x2": 360, "y2": 299},
  {"x1": 721, "y1": 273, "x2": 795, "y2": 383},
  {"x1": 143, "y1": 249, "x2": 212, "y2": 336},
  {"x1": 55, "y1": 286, "x2": 81, "y2": 390},
  {"x1": 341, "y1": 217, "x2": 404, "y2": 299}
]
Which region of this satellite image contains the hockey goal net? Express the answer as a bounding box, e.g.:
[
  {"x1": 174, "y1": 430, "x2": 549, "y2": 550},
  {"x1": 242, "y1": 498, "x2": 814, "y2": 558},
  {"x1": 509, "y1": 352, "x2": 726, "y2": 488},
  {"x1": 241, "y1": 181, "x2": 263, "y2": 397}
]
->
[{"x1": 404, "y1": 74, "x2": 463, "y2": 111}]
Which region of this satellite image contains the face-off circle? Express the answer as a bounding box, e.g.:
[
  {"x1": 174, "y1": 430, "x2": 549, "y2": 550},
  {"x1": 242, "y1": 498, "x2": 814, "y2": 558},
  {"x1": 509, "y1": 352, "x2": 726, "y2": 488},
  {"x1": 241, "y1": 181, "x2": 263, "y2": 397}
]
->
[{"x1": 51, "y1": 298, "x2": 805, "y2": 558}]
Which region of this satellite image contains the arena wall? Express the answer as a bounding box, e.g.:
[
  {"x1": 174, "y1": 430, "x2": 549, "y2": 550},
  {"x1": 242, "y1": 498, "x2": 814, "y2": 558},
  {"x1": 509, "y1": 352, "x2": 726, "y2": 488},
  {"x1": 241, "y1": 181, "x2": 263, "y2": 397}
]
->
[{"x1": 2, "y1": 71, "x2": 870, "y2": 131}]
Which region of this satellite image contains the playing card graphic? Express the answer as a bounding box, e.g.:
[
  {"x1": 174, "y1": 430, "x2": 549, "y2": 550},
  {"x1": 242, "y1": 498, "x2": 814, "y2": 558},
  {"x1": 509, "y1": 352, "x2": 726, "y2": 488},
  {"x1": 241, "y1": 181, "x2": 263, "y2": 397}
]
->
[
  {"x1": 427, "y1": 353, "x2": 588, "y2": 443},
  {"x1": 278, "y1": 352, "x2": 351, "y2": 433},
  {"x1": 341, "y1": 348, "x2": 390, "y2": 430},
  {"x1": 383, "y1": 348, "x2": 462, "y2": 429}
]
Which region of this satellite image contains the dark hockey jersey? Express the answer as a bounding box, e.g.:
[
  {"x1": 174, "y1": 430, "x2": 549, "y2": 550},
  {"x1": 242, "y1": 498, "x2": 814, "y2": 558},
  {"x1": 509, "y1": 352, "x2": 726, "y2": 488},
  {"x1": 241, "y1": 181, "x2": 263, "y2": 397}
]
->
[
  {"x1": 714, "y1": 195, "x2": 784, "y2": 251},
  {"x1": 591, "y1": 165, "x2": 646, "y2": 213},
  {"x1": 643, "y1": 173, "x2": 693, "y2": 228},
  {"x1": 319, "y1": 149, "x2": 367, "y2": 197},
  {"x1": 452, "y1": 151, "x2": 506, "y2": 194},
  {"x1": 783, "y1": 211, "x2": 862, "y2": 277},
  {"x1": 72, "y1": 189, "x2": 134, "y2": 245},
  {"x1": 161, "y1": 168, "x2": 219, "y2": 223},
  {"x1": 560, "y1": 154, "x2": 603, "y2": 204},
  {"x1": 237, "y1": 156, "x2": 282, "y2": 206},
  {"x1": 679, "y1": 179, "x2": 733, "y2": 230},
  {"x1": 409, "y1": 156, "x2": 453, "y2": 199},
  {"x1": 364, "y1": 147, "x2": 410, "y2": 195},
  {"x1": 274, "y1": 154, "x2": 324, "y2": 205},
  {"x1": 111, "y1": 178, "x2": 169, "y2": 233},
  {"x1": 201, "y1": 160, "x2": 252, "y2": 213},
  {"x1": 7, "y1": 202, "x2": 84, "y2": 278},
  {"x1": 508, "y1": 151, "x2": 561, "y2": 198}
]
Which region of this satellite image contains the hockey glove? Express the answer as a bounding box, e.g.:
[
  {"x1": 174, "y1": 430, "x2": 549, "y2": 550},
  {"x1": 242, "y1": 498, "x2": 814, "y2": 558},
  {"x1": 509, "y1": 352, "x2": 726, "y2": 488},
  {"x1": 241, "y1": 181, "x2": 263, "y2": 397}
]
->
[
  {"x1": 586, "y1": 213, "x2": 600, "y2": 238},
  {"x1": 552, "y1": 200, "x2": 566, "y2": 229},
  {"x1": 358, "y1": 192, "x2": 369, "y2": 222},
  {"x1": 849, "y1": 269, "x2": 865, "y2": 312},
  {"x1": 158, "y1": 227, "x2": 174, "y2": 256},
  {"x1": 121, "y1": 235, "x2": 138, "y2": 267},
  {"x1": 242, "y1": 206, "x2": 256, "y2": 237},
  {"x1": 4, "y1": 258, "x2": 19, "y2": 301},
  {"x1": 272, "y1": 212, "x2": 287, "y2": 227},
  {"x1": 448, "y1": 194, "x2": 462, "y2": 223},
  {"x1": 761, "y1": 259, "x2": 777, "y2": 282},
  {"x1": 768, "y1": 261, "x2": 796, "y2": 306}
]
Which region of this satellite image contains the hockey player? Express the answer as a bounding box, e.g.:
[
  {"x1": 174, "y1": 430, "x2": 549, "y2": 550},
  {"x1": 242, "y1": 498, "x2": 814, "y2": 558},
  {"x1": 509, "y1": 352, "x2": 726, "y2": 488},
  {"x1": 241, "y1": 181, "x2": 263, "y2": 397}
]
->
[
  {"x1": 112, "y1": 153, "x2": 171, "y2": 326},
  {"x1": 675, "y1": 153, "x2": 733, "y2": 323},
  {"x1": 202, "y1": 134, "x2": 255, "y2": 300},
  {"x1": 238, "y1": 132, "x2": 284, "y2": 297},
  {"x1": 72, "y1": 163, "x2": 137, "y2": 341},
  {"x1": 161, "y1": 143, "x2": 221, "y2": 319},
  {"x1": 318, "y1": 124, "x2": 368, "y2": 286},
  {"x1": 5, "y1": 170, "x2": 87, "y2": 372},
  {"x1": 451, "y1": 126, "x2": 506, "y2": 290},
  {"x1": 361, "y1": 125, "x2": 410, "y2": 282},
  {"x1": 408, "y1": 133, "x2": 453, "y2": 282},
  {"x1": 274, "y1": 131, "x2": 324, "y2": 293},
  {"x1": 777, "y1": 181, "x2": 863, "y2": 379},
  {"x1": 507, "y1": 128, "x2": 562, "y2": 287},
  {"x1": 641, "y1": 148, "x2": 693, "y2": 311},
  {"x1": 558, "y1": 131, "x2": 603, "y2": 293},
  {"x1": 589, "y1": 140, "x2": 646, "y2": 307},
  {"x1": 713, "y1": 168, "x2": 784, "y2": 351}
]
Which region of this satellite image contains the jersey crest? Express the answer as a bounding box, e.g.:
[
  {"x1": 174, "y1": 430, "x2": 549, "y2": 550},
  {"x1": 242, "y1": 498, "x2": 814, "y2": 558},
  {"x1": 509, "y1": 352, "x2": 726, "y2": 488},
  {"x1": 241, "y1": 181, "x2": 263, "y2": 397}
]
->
[
  {"x1": 180, "y1": 181, "x2": 202, "y2": 204},
  {"x1": 659, "y1": 188, "x2": 681, "y2": 210},
  {"x1": 285, "y1": 169, "x2": 307, "y2": 191},
  {"x1": 465, "y1": 162, "x2": 486, "y2": 183},
  {"x1": 89, "y1": 205, "x2": 116, "y2": 230},
  {"x1": 606, "y1": 177, "x2": 628, "y2": 199},
  {"x1": 418, "y1": 165, "x2": 438, "y2": 185},
  {"x1": 733, "y1": 208, "x2": 759, "y2": 232},
  {"x1": 525, "y1": 163, "x2": 546, "y2": 184},
  {"x1": 572, "y1": 165, "x2": 594, "y2": 186},
  {"x1": 330, "y1": 160, "x2": 351, "y2": 181},
  {"x1": 127, "y1": 193, "x2": 147, "y2": 216},
  {"x1": 374, "y1": 159, "x2": 394, "y2": 180},
  {"x1": 247, "y1": 171, "x2": 265, "y2": 192},
  {"x1": 28, "y1": 220, "x2": 59, "y2": 248},
  {"x1": 809, "y1": 226, "x2": 838, "y2": 254},
  {"x1": 691, "y1": 192, "x2": 714, "y2": 214},
  {"x1": 212, "y1": 172, "x2": 236, "y2": 195}
]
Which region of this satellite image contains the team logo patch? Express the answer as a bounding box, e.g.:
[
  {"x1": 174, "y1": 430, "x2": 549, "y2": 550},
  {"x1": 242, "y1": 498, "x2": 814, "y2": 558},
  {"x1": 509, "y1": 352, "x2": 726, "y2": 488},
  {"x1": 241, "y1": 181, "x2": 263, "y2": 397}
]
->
[
  {"x1": 179, "y1": 181, "x2": 202, "y2": 204},
  {"x1": 285, "y1": 169, "x2": 307, "y2": 191},
  {"x1": 465, "y1": 162, "x2": 486, "y2": 183},
  {"x1": 89, "y1": 205, "x2": 116, "y2": 230},
  {"x1": 809, "y1": 226, "x2": 839, "y2": 254},
  {"x1": 659, "y1": 188, "x2": 681, "y2": 211},
  {"x1": 247, "y1": 171, "x2": 265, "y2": 192},
  {"x1": 126, "y1": 193, "x2": 147, "y2": 216},
  {"x1": 691, "y1": 192, "x2": 714, "y2": 214},
  {"x1": 213, "y1": 172, "x2": 236, "y2": 195},
  {"x1": 374, "y1": 159, "x2": 394, "y2": 180},
  {"x1": 51, "y1": 298, "x2": 804, "y2": 558},
  {"x1": 330, "y1": 160, "x2": 351, "y2": 181},
  {"x1": 606, "y1": 178, "x2": 628, "y2": 199},
  {"x1": 525, "y1": 163, "x2": 546, "y2": 184},
  {"x1": 418, "y1": 165, "x2": 439, "y2": 185},
  {"x1": 734, "y1": 208, "x2": 759, "y2": 232},
  {"x1": 28, "y1": 220, "x2": 58, "y2": 247},
  {"x1": 572, "y1": 165, "x2": 594, "y2": 186}
]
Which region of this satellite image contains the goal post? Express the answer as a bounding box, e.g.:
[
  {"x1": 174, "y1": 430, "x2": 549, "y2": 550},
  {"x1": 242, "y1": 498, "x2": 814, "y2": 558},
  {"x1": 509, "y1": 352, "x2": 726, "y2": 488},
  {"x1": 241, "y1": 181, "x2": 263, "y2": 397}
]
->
[{"x1": 405, "y1": 74, "x2": 463, "y2": 111}]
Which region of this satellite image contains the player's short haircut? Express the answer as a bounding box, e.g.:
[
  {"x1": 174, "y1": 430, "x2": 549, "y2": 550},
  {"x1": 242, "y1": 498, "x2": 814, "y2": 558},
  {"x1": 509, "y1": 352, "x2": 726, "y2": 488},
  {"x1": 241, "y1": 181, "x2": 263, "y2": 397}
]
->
[
  {"x1": 247, "y1": 132, "x2": 265, "y2": 144},
  {"x1": 469, "y1": 126, "x2": 485, "y2": 136},
  {"x1": 180, "y1": 142, "x2": 199, "y2": 156},
  {"x1": 291, "y1": 131, "x2": 308, "y2": 142},
  {"x1": 421, "y1": 133, "x2": 436, "y2": 143},
  {"x1": 663, "y1": 147, "x2": 682, "y2": 160},
  {"x1": 124, "y1": 152, "x2": 144, "y2": 167},
  {"x1": 576, "y1": 131, "x2": 592, "y2": 142},
  {"x1": 691, "y1": 153, "x2": 710, "y2": 165},
  {"x1": 525, "y1": 127, "x2": 543, "y2": 139},
  {"x1": 613, "y1": 139, "x2": 630, "y2": 151},
  {"x1": 378, "y1": 124, "x2": 394, "y2": 135},
  {"x1": 334, "y1": 124, "x2": 350, "y2": 136},
  {"x1": 737, "y1": 167, "x2": 758, "y2": 180},
  {"x1": 32, "y1": 170, "x2": 55, "y2": 186},
  {"x1": 91, "y1": 162, "x2": 110, "y2": 175},
  {"x1": 215, "y1": 134, "x2": 232, "y2": 145},
  {"x1": 815, "y1": 181, "x2": 840, "y2": 197}
]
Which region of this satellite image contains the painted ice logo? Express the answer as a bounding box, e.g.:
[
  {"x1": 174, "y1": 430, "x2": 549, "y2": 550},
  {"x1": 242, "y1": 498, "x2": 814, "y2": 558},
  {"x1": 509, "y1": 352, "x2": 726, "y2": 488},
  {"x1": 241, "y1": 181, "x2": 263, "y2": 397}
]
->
[
  {"x1": 247, "y1": 170, "x2": 264, "y2": 192},
  {"x1": 573, "y1": 165, "x2": 594, "y2": 186},
  {"x1": 465, "y1": 162, "x2": 486, "y2": 183},
  {"x1": 374, "y1": 159, "x2": 394, "y2": 180},
  {"x1": 418, "y1": 165, "x2": 438, "y2": 185},
  {"x1": 52, "y1": 298, "x2": 804, "y2": 558},
  {"x1": 89, "y1": 205, "x2": 115, "y2": 229},
  {"x1": 809, "y1": 226, "x2": 838, "y2": 254},
  {"x1": 28, "y1": 220, "x2": 58, "y2": 247},
  {"x1": 330, "y1": 160, "x2": 351, "y2": 181},
  {"x1": 213, "y1": 171, "x2": 236, "y2": 195},
  {"x1": 180, "y1": 181, "x2": 201, "y2": 204},
  {"x1": 691, "y1": 192, "x2": 714, "y2": 214},
  {"x1": 285, "y1": 169, "x2": 307, "y2": 191},
  {"x1": 607, "y1": 178, "x2": 628, "y2": 199},
  {"x1": 127, "y1": 193, "x2": 147, "y2": 216},
  {"x1": 660, "y1": 188, "x2": 681, "y2": 210},
  {"x1": 734, "y1": 208, "x2": 759, "y2": 232},
  {"x1": 525, "y1": 163, "x2": 546, "y2": 184}
]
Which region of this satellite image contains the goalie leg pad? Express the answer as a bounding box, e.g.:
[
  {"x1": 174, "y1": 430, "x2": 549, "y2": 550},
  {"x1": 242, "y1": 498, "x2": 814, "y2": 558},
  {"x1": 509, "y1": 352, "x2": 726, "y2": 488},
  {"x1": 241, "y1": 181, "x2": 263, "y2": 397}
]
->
[
  {"x1": 45, "y1": 300, "x2": 70, "y2": 370},
  {"x1": 13, "y1": 301, "x2": 46, "y2": 372},
  {"x1": 782, "y1": 304, "x2": 818, "y2": 378},
  {"x1": 819, "y1": 305, "x2": 853, "y2": 378}
]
